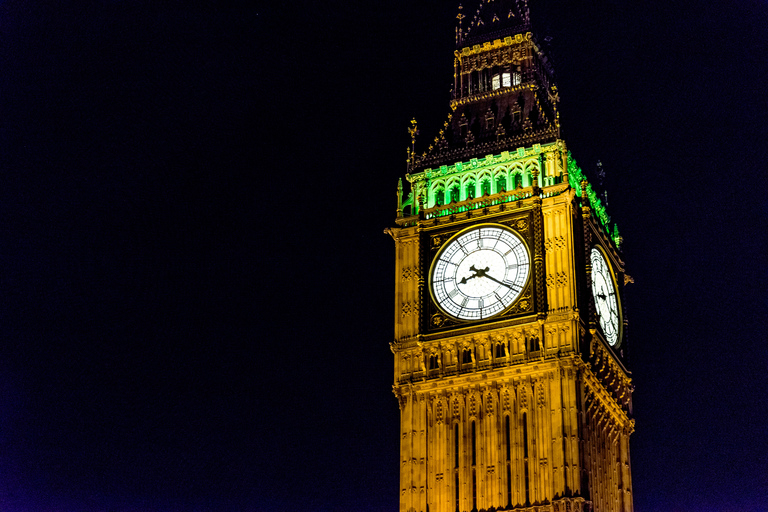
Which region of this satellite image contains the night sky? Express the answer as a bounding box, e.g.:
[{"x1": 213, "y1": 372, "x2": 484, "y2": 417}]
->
[{"x1": 1, "y1": 1, "x2": 767, "y2": 511}]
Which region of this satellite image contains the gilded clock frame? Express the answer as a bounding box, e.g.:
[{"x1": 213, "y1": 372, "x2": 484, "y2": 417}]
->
[{"x1": 423, "y1": 212, "x2": 538, "y2": 334}]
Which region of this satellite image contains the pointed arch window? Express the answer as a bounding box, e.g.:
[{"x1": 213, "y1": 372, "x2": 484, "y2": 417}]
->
[
  {"x1": 450, "y1": 185, "x2": 461, "y2": 203},
  {"x1": 523, "y1": 412, "x2": 530, "y2": 505},
  {"x1": 471, "y1": 420, "x2": 478, "y2": 510},
  {"x1": 465, "y1": 182, "x2": 475, "y2": 200},
  {"x1": 481, "y1": 179, "x2": 491, "y2": 196},
  {"x1": 496, "y1": 175, "x2": 506, "y2": 194},
  {"x1": 454, "y1": 423, "x2": 460, "y2": 512},
  {"x1": 505, "y1": 415, "x2": 512, "y2": 507},
  {"x1": 435, "y1": 189, "x2": 445, "y2": 207}
]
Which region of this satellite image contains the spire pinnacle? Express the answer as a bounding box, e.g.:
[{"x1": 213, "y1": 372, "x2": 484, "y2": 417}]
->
[
  {"x1": 455, "y1": 4, "x2": 465, "y2": 46},
  {"x1": 407, "y1": 118, "x2": 419, "y2": 170}
]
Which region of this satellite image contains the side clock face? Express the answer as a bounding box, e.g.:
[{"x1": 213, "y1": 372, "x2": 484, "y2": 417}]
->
[
  {"x1": 590, "y1": 247, "x2": 621, "y2": 346},
  {"x1": 430, "y1": 225, "x2": 530, "y2": 321}
]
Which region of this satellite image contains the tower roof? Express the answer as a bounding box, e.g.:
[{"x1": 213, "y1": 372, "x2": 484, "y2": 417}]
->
[
  {"x1": 407, "y1": 0, "x2": 558, "y2": 174},
  {"x1": 459, "y1": 0, "x2": 531, "y2": 48}
]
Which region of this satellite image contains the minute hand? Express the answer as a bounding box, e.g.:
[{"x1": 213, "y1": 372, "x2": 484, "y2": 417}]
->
[{"x1": 481, "y1": 273, "x2": 516, "y2": 290}]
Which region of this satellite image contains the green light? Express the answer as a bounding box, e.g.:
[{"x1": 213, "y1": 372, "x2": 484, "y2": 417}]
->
[{"x1": 567, "y1": 153, "x2": 620, "y2": 248}]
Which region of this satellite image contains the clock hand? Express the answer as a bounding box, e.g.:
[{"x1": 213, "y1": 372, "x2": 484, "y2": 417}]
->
[
  {"x1": 460, "y1": 265, "x2": 490, "y2": 284},
  {"x1": 478, "y1": 272, "x2": 516, "y2": 290}
]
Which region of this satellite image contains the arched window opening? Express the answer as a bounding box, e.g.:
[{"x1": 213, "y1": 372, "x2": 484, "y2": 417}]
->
[
  {"x1": 435, "y1": 189, "x2": 445, "y2": 207},
  {"x1": 450, "y1": 185, "x2": 460, "y2": 203},
  {"x1": 481, "y1": 179, "x2": 491, "y2": 196},
  {"x1": 471, "y1": 421, "x2": 477, "y2": 467},
  {"x1": 455, "y1": 473, "x2": 460, "y2": 512},
  {"x1": 466, "y1": 182, "x2": 475, "y2": 200},
  {"x1": 523, "y1": 412, "x2": 530, "y2": 505},
  {"x1": 454, "y1": 423, "x2": 460, "y2": 512},
  {"x1": 495, "y1": 343, "x2": 505, "y2": 358},
  {"x1": 462, "y1": 349, "x2": 473, "y2": 365},
  {"x1": 454, "y1": 423, "x2": 460, "y2": 469},
  {"x1": 496, "y1": 176, "x2": 506, "y2": 194},
  {"x1": 506, "y1": 416, "x2": 512, "y2": 507},
  {"x1": 471, "y1": 420, "x2": 478, "y2": 510},
  {"x1": 429, "y1": 354, "x2": 439, "y2": 370},
  {"x1": 512, "y1": 65, "x2": 522, "y2": 86}
]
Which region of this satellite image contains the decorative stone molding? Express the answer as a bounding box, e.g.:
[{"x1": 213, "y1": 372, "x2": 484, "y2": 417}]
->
[
  {"x1": 546, "y1": 271, "x2": 568, "y2": 288},
  {"x1": 401, "y1": 301, "x2": 419, "y2": 318},
  {"x1": 468, "y1": 394, "x2": 477, "y2": 417},
  {"x1": 435, "y1": 399, "x2": 444, "y2": 424},
  {"x1": 401, "y1": 266, "x2": 421, "y2": 282},
  {"x1": 544, "y1": 235, "x2": 566, "y2": 252},
  {"x1": 519, "y1": 385, "x2": 528, "y2": 410}
]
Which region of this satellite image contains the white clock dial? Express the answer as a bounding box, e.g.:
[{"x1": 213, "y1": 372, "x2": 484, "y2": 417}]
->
[
  {"x1": 590, "y1": 247, "x2": 620, "y2": 346},
  {"x1": 430, "y1": 225, "x2": 530, "y2": 321}
]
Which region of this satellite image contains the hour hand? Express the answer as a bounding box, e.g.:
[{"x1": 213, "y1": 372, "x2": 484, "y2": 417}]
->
[{"x1": 460, "y1": 265, "x2": 484, "y2": 284}]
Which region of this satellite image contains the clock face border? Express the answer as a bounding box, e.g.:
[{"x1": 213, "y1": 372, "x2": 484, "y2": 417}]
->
[
  {"x1": 428, "y1": 222, "x2": 532, "y2": 323},
  {"x1": 589, "y1": 245, "x2": 623, "y2": 348}
]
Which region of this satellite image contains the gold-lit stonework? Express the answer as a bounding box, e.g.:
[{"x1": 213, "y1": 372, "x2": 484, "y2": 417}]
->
[{"x1": 387, "y1": 2, "x2": 634, "y2": 512}]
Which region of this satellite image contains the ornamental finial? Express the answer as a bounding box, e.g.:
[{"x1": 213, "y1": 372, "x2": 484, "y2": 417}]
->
[
  {"x1": 456, "y1": 4, "x2": 465, "y2": 45},
  {"x1": 407, "y1": 118, "x2": 419, "y2": 170}
]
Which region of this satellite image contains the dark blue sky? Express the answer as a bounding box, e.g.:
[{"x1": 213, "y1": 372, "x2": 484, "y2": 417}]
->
[{"x1": 1, "y1": 1, "x2": 767, "y2": 511}]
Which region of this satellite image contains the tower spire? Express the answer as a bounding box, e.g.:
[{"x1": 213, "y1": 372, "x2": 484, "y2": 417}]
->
[{"x1": 455, "y1": 4, "x2": 465, "y2": 46}]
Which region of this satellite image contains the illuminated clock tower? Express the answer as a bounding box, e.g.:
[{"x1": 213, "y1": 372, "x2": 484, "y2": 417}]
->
[{"x1": 386, "y1": 2, "x2": 634, "y2": 512}]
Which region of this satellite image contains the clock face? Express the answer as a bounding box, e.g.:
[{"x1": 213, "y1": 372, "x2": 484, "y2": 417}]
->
[
  {"x1": 430, "y1": 225, "x2": 530, "y2": 321},
  {"x1": 590, "y1": 247, "x2": 621, "y2": 346}
]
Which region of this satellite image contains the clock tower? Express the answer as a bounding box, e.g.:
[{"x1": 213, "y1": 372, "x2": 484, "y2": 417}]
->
[{"x1": 386, "y1": 2, "x2": 634, "y2": 512}]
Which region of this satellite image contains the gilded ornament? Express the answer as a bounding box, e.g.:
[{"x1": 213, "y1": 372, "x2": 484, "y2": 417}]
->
[
  {"x1": 431, "y1": 313, "x2": 446, "y2": 327},
  {"x1": 431, "y1": 234, "x2": 446, "y2": 249}
]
